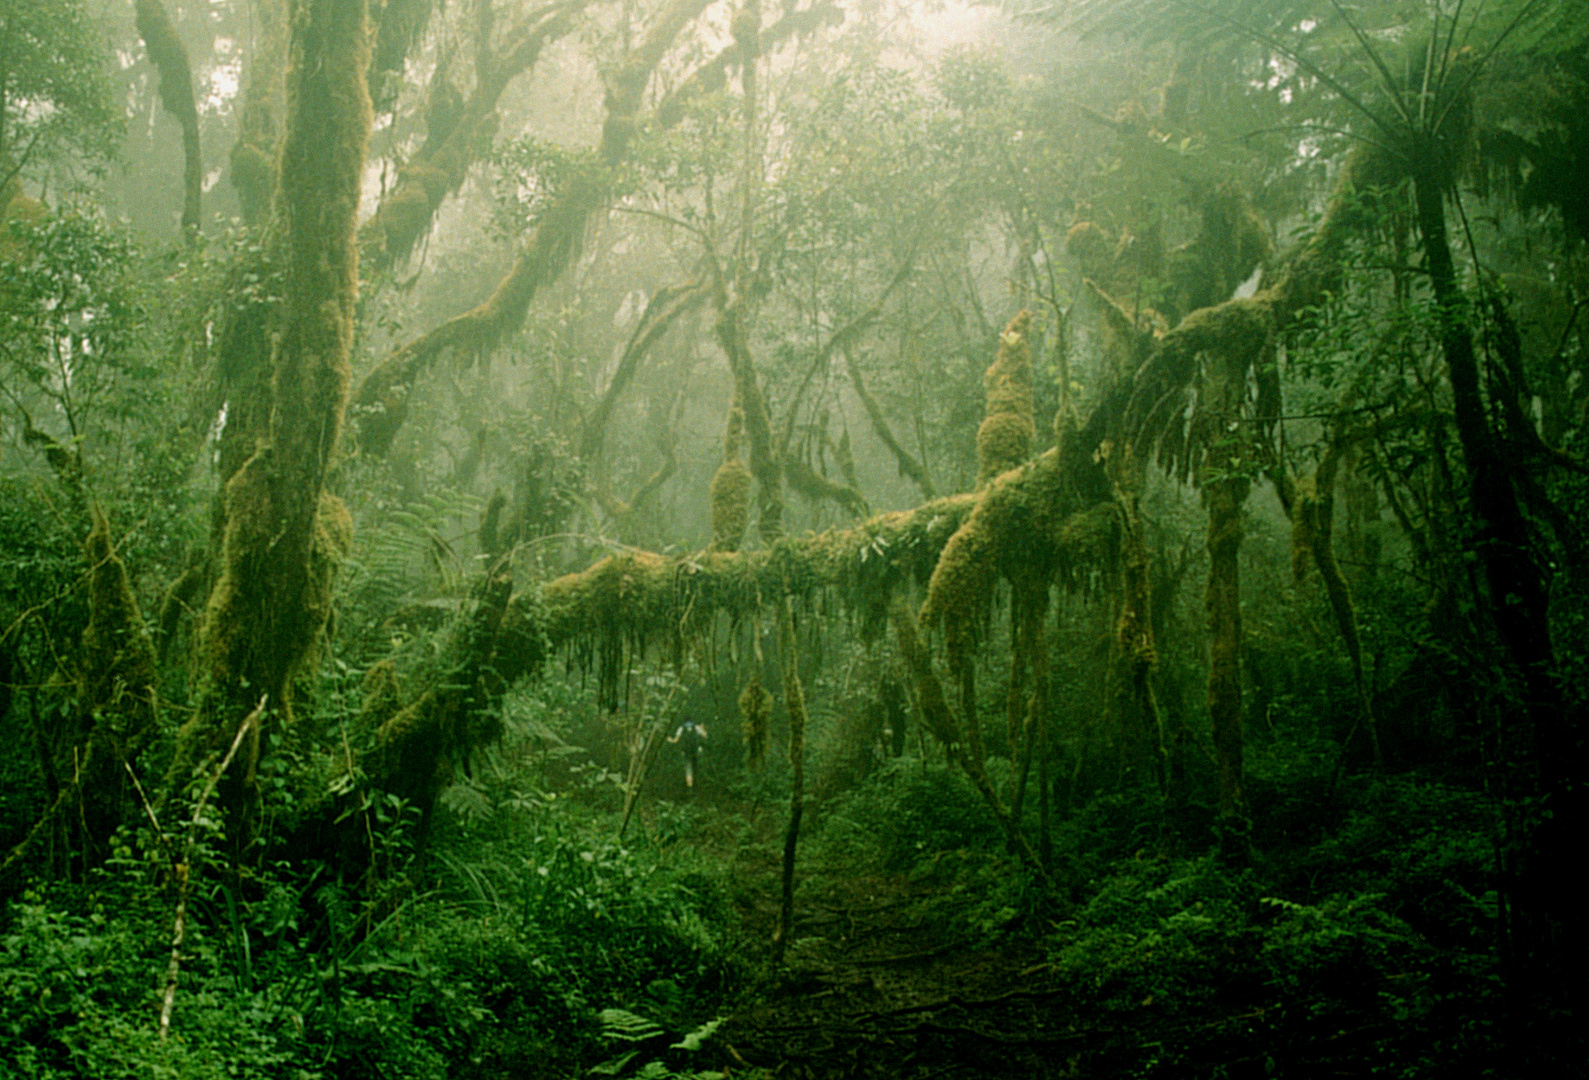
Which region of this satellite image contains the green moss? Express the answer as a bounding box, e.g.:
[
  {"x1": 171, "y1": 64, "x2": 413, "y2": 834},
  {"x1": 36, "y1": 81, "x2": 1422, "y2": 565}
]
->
[
  {"x1": 739, "y1": 676, "x2": 773, "y2": 768},
  {"x1": 709, "y1": 459, "x2": 753, "y2": 553},
  {"x1": 976, "y1": 309, "x2": 1036, "y2": 486}
]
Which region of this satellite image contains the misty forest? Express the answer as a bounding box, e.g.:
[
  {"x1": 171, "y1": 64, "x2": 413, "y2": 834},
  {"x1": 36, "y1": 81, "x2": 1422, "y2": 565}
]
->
[{"x1": 0, "y1": 0, "x2": 1584, "y2": 1076}]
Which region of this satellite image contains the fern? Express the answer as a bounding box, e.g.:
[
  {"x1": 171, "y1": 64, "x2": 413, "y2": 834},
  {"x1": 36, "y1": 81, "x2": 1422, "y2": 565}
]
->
[{"x1": 597, "y1": 1008, "x2": 665, "y2": 1044}]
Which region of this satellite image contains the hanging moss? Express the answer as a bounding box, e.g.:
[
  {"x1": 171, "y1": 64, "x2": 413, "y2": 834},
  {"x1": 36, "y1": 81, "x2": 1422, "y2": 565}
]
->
[
  {"x1": 1162, "y1": 182, "x2": 1271, "y2": 323},
  {"x1": 920, "y1": 446, "x2": 1117, "y2": 672},
  {"x1": 493, "y1": 494, "x2": 978, "y2": 688},
  {"x1": 976, "y1": 310, "x2": 1037, "y2": 486}
]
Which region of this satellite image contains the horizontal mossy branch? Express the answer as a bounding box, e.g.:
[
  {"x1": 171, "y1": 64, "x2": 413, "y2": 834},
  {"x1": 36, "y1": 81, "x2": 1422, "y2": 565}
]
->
[{"x1": 492, "y1": 492, "x2": 980, "y2": 686}]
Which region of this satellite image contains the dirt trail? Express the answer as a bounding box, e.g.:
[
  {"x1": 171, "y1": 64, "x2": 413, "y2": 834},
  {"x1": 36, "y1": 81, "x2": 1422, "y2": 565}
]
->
[{"x1": 719, "y1": 870, "x2": 1090, "y2": 1079}]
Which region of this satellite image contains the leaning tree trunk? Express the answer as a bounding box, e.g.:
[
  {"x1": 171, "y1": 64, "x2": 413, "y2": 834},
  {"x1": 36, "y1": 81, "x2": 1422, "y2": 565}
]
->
[{"x1": 135, "y1": 0, "x2": 202, "y2": 240}]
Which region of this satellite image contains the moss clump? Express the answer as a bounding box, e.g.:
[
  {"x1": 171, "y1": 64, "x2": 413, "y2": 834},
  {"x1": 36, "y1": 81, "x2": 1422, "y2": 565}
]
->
[
  {"x1": 357, "y1": 659, "x2": 402, "y2": 737},
  {"x1": 976, "y1": 310, "x2": 1036, "y2": 486},
  {"x1": 739, "y1": 675, "x2": 772, "y2": 768},
  {"x1": 921, "y1": 447, "x2": 1116, "y2": 672},
  {"x1": 710, "y1": 459, "x2": 753, "y2": 553}
]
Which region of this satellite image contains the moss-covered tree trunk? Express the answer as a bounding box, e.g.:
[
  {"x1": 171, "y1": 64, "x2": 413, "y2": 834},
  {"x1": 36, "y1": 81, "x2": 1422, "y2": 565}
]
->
[
  {"x1": 1203, "y1": 357, "x2": 1250, "y2": 860},
  {"x1": 172, "y1": 0, "x2": 371, "y2": 831}
]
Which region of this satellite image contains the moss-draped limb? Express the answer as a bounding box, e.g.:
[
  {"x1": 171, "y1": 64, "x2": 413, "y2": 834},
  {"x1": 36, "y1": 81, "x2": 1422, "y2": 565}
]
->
[
  {"x1": 493, "y1": 494, "x2": 977, "y2": 693},
  {"x1": 918, "y1": 440, "x2": 1116, "y2": 675},
  {"x1": 353, "y1": 0, "x2": 714, "y2": 457},
  {"x1": 135, "y1": 0, "x2": 202, "y2": 240},
  {"x1": 229, "y1": 0, "x2": 290, "y2": 226},
  {"x1": 359, "y1": 1, "x2": 583, "y2": 271},
  {"x1": 354, "y1": 176, "x2": 603, "y2": 456},
  {"x1": 175, "y1": 0, "x2": 371, "y2": 809}
]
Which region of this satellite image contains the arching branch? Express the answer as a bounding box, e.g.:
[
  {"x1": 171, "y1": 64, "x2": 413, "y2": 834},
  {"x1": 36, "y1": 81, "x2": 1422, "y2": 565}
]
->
[
  {"x1": 360, "y1": 0, "x2": 585, "y2": 271},
  {"x1": 353, "y1": 0, "x2": 715, "y2": 457}
]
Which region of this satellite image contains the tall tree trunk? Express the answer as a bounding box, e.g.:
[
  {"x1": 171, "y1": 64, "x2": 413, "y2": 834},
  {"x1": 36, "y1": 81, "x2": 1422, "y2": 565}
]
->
[
  {"x1": 169, "y1": 0, "x2": 372, "y2": 834},
  {"x1": 1204, "y1": 420, "x2": 1250, "y2": 860},
  {"x1": 1412, "y1": 167, "x2": 1577, "y2": 984},
  {"x1": 1412, "y1": 170, "x2": 1565, "y2": 776}
]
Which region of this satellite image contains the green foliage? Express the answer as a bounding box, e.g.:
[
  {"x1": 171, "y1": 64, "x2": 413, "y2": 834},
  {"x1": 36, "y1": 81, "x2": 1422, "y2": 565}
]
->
[
  {"x1": 0, "y1": 0, "x2": 121, "y2": 182},
  {"x1": 0, "y1": 211, "x2": 142, "y2": 431},
  {"x1": 1036, "y1": 774, "x2": 1508, "y2": 1076}
]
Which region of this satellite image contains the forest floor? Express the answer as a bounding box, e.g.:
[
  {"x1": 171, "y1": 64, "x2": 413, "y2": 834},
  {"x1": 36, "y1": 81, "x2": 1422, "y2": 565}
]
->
[
  {"x1": 626, "y1": 777, "x2": 1115, "y2": 1080},
  {"x1": 720, "y1": 869, "x2": 1083, "y2": 1080},
  {"x1": 609, "y1": 759, "x2": 1499, "y2": 1080}
]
